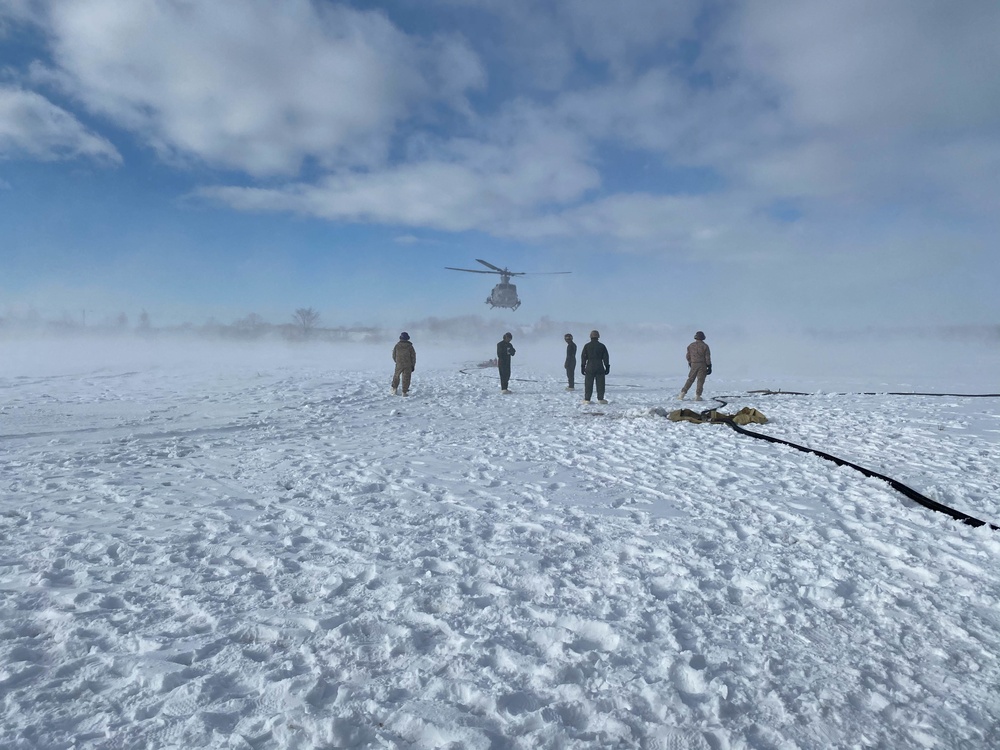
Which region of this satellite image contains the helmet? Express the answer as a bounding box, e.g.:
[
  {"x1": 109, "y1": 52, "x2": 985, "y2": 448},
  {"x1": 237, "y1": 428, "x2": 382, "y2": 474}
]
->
[
  {"x1": 564, "y1": 333, "x2": 573, "y2": 340},
  {"x1": 590, "y1": 330, "x2": 600, "y2": 339},
  {"x1": 400, "y1": 332, "x2": 410, "y2": 340},
  {"x1": 503, "y1": 331, "x2": 513, "y2": 340},
  {"x1": 694, "y1": 331, "x2": 705, "y2": 340}
]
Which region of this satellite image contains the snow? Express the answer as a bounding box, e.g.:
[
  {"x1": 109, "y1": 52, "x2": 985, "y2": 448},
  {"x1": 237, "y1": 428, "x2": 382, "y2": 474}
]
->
[{"x1": 2, "y1": 337, "x2": 999, "y2": 749}]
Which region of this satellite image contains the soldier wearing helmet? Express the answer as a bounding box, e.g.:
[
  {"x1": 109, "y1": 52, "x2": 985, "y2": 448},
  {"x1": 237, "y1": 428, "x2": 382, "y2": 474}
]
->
[
  {"x1": 679, "y1": 330, "x2": 712, "y2": 401},
  {"x1": 391, "y1": 332, "x2": 416, "y2": 396},
  {"x1": 563, "y1": 333, "x2": 577, "y2": 390},
  {"x1": 496, "y1": 332, "x2": 516, "y2": 394},
  {"x1": 580, "y1": 330, "x2": 610, "y2": 404}
]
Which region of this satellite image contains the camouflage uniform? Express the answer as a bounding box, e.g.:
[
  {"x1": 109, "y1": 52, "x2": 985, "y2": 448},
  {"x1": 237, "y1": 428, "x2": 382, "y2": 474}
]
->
[
  {"x1": 680, "y1": 335, "x2": 711, "y2": 399},
  {"x1": 391, "y1": 339, "x2": 416, "y2": 395}
]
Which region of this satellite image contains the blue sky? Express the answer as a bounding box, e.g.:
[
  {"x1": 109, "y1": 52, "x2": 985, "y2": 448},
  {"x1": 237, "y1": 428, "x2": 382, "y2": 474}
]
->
[{"x1": 1, "y1": 0, "x2": 998, "y2": 330}]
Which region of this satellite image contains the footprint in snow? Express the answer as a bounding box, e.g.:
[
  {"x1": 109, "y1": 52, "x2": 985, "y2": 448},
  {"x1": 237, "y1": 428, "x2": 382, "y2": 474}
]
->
[{"x1": 645, "y1": 728, "x2": 711, "y2": 750}]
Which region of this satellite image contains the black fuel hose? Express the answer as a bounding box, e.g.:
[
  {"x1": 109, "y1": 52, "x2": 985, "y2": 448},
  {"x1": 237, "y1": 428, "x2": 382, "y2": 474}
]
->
[{"x1": 709, "y1": 395, "x2": 1000, "y2": 531}]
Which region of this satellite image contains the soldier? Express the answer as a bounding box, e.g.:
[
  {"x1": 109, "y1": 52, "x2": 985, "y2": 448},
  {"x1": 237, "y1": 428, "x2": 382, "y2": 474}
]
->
[
  {"x1": 679, "y1": 330, "x2": 712, "y2": 401},
  {"x1": 580, "y1": 330, "x2": 610, "y2": 404},
  {"x1": 563, "y1": 333, "x2": 577, "y2": 390},
  {"x1": 391, "y1": 332, "x2": 416, "y2": 396},
  {"x1": 497, "y1": 332, "x2": 516, "y2": 394}
]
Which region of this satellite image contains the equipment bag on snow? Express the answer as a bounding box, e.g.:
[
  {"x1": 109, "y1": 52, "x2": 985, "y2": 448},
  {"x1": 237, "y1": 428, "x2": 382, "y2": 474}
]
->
[{"x1": 668, "y1": 407, "x2": 768, "y2": 426}]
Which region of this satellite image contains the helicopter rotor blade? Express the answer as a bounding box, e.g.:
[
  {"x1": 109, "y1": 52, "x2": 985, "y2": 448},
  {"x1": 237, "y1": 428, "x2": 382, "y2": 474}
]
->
[
  {"x1": 475, "y1": 259, "x2": 506, "y2": 273},
  {"x1": 448, "y1": 261, "x2": 571, "y2": 278},
  {"x1": 445, "y1": 266, "x2": 500, "y2": 274}
]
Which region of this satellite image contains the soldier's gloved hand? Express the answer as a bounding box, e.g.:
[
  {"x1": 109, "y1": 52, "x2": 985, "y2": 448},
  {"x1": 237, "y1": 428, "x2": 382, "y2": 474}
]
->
[
  {"x1": 605, "y1": 366, "x2": 610, "y2": 375},
  {"x1": 706, "y1": 364, "x2": 712, "y2": 375}
]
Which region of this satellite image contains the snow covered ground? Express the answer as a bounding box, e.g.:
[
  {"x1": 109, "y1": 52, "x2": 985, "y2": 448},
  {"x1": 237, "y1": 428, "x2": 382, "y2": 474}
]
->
[{"x1": 2, "y1": 337, "x2": 999, "y2": 749}]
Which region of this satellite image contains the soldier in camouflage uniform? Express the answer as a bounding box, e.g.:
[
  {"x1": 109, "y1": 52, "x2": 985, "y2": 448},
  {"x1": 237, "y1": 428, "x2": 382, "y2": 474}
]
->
[
  {"x1": 391, "y1": 332, "x2": 416, "y2": 396},
  {"x1": 679, "y1": 330, "x2": 711, "y2": 401}
]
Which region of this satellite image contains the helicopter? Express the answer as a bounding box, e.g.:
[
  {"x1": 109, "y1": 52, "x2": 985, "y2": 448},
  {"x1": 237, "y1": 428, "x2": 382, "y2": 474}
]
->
[{"x1": 445, "y1": 259, "x2": 571, "y2": 311}]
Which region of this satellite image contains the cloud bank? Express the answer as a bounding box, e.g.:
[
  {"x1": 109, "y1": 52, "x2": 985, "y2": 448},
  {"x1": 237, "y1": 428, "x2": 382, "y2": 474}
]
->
[{"x1": 3, "y1": 0, "x2": 994, "y2": 236}]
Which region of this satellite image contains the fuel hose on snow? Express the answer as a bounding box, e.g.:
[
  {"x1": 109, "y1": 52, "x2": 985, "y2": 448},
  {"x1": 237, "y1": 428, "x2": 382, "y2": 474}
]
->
[{"x1": 704, "y1": 394, "x2": 1000, "y2": 532}]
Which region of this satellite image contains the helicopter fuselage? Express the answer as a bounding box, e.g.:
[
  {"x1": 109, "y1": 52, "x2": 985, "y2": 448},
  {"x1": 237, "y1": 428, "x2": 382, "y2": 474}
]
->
[{"x1": 488, "y1": 281, "x2": 520, "y2": 310}]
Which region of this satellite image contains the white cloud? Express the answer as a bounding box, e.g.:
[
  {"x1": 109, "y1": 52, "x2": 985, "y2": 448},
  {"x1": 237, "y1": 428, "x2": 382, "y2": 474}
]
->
[
  {"x1": 0, "y1": 0, "x2": 41, "y2": 27},
  {"x1": 503, "y1": 191, "x2": 796, "y2": 260},
  {"x1": 7, "y1": 0, "x2": 998, "y2": 252},
  {"x1": 28, "y1": 0, "x2": 483, "y2": 176},
  {"x1": 199, "y1": 139, "x2": 600, "y2": 233},
  {"x1": 424, "y1": 33, "x2": 487, "y2": 116},
  {"x1": 430, "y1": 0, "x2": 700, "y2": 85},
  {"x1": 698, "y1": 1, "x2": 1000, "y2": 205},
  {"x1": 531, "y1": 1, "x2": 1000, "y2": 213},
  {"x1": 729, "y1": 0, "x2": 1000, "y2": 134},
  {"x1": 0, "y1": 84, "x2": 121, "y2": 163},
  {"x1": 918, "y1": 138, "x2": 1000, "y2": 213},
  {"x1": 198, "y1": 96, "x2": 600, "y2": 231},
  {"x1": 559, "y1": 0, "x2": 701, "y2": 67}
]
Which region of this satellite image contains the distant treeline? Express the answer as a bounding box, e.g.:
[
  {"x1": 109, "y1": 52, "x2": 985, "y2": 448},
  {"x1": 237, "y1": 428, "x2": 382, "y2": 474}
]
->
[
  {"x1": 0, "y1": 308, "x2": 382, "y2": 343},
  {"x1": 2, "y1": 309, "x2": 996, "y2": 345}
]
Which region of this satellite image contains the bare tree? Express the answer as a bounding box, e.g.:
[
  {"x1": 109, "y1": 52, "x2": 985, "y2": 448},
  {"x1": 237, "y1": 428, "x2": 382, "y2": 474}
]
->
[{"x1": 293, "y1": 308, "x2": 320, "y2": 336}]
